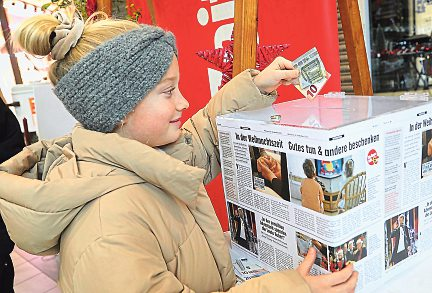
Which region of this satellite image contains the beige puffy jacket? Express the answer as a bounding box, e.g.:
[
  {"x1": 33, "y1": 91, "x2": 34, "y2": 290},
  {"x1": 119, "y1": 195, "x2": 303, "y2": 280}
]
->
[{"x1": 0, "y1": 71, "x2": 311, "y2": 293}]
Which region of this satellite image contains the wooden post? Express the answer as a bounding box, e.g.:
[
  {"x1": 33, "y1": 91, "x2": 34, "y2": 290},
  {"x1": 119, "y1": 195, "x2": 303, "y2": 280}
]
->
[
  {"x1": 145, "y1": 0, "x2": 157, "y2": 25},
  {"x1": 337, "y1": 0, "x2": 373, "y2": 96},
  {"x1": 232, "y1": 0, "x2": 258, "y2": 77},
  {"x1": 0, "y1": 0, "x2": 23, "y2": 84},
  {"x1": 22, "y1": 117, "x2": 30, "y2": 146},
  {"x1": 96, "y1": 0, "x2": 112, "y2": 16}
]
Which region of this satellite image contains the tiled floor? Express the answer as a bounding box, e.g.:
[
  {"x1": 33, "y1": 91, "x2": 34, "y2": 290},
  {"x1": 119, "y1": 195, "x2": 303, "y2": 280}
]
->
[{"x1": 11, "y1": 247, "x2": 61, "y2": 293}]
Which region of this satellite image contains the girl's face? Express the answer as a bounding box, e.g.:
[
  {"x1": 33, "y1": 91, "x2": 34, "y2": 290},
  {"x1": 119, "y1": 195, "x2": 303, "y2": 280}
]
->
[{"x1": 122, "y1": 56, "x2": 189, "y2": 147}]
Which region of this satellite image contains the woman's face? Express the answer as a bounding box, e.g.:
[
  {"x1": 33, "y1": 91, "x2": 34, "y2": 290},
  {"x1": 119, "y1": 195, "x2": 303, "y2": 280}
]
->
[{"x1": 121, "y1": 56, "x2": 189, "y2": 147}]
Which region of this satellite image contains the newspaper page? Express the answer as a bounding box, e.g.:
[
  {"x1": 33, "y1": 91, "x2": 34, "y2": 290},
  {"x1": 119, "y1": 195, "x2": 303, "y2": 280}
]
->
[{"x1": 217, "y1": 97, "x2": 432, "y2": 292}]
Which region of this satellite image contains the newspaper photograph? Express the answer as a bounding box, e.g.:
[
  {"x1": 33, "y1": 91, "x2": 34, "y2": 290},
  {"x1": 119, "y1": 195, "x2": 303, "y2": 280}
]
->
[
  {"x1": 227, "y1": 202, "x2": 258, "y2": 255},
  {"x1": 296, "y1": 232, "x2": 328, "y2": 271},
  {"x1": 421, "y1": 129, "x2": 432, "y2": 178},
  {"x1": 329, "y1": 232, "x2": 368, "y2": 272},
  {"x1": 249, "y1": 146, "x2": 290, "y2": 201},
  {"x1": 288, "y1": 153, "x2": 367, "y2": 215},
  {"x1": 384, "y1": 207, "x2": 419, "y2": 270}
]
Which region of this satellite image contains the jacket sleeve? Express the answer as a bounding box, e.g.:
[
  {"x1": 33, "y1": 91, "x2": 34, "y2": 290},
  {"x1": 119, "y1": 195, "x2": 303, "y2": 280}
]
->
[
  {"x1": 163, "y1": 70, "x2": 276, "y2": 185},
  {"x1": 72, "y1": 233, "x2": 193, "y2": 293},
  {"x1": 224, "y1": 270, "x2": 311, "y2": 293},
  {"x1": 72, "y1": 233, "x2": 310, "y2": 293}
]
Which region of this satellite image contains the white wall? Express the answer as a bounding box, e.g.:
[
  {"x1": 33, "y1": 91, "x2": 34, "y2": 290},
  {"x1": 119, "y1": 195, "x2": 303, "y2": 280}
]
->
[{"x1": 358, "y1": 0, "x2": 372, "y2": 77}]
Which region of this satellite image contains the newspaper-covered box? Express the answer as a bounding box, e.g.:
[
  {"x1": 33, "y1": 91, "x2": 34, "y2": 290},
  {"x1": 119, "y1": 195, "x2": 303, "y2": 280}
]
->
[{"x1": 216, "y1": 95, "x2": 432, "y2": 291}]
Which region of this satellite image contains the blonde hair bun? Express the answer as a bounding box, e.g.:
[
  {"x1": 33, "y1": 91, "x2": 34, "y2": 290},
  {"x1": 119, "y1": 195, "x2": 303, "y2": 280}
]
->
[{"x1": 14, "y1": 14, "x2": 60, "y2": 56}]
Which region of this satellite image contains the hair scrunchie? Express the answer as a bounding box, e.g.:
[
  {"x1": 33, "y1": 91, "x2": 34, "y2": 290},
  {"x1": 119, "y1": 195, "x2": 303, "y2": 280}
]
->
[{"x1": 50, "y1": 7, "x2": 84, "y2": 60}]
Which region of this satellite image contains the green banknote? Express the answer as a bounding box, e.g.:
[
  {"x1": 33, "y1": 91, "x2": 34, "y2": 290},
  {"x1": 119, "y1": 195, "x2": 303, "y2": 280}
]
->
[{"x1": 292, "y1": 47, "x2": 330, "y2": 100}]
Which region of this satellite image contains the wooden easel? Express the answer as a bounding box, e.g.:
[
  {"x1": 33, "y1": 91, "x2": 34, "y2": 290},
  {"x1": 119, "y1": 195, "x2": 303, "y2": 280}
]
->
[
  {"x1": 102, "y1": 0, "x2": 369, "y2": 95},
  {"x1": 232, "y1": 0, "x2": 373, "y2": 96},
  {"x1": 97, "y1": 0, "x2": 112, "y2": 16}
]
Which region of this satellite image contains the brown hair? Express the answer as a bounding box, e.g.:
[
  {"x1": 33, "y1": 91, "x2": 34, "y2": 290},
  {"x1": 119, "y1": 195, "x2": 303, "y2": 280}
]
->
[{"x1": 303, "y1": 159, "x2": 316, "y2": 179}]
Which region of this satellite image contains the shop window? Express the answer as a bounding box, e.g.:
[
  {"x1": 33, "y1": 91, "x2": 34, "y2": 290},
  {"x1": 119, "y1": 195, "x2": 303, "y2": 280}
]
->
[{"x1": 370, "y1": 0, "x2": 432, "y2": 93}]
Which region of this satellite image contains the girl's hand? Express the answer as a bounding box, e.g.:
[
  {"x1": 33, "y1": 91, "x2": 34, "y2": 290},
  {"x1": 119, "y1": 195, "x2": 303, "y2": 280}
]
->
[
  {"x1": 297, "y1": 248, "x2": 358, "y2": 293},
  {"x1": 253, "y1": 56, "x2": 300, "y2": 94}
]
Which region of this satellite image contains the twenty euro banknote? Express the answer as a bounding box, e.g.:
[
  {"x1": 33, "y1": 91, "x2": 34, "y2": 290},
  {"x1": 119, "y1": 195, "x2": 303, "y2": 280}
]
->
[{"x1": 292, "y1": 47, "x2": 330, "y2": 100}]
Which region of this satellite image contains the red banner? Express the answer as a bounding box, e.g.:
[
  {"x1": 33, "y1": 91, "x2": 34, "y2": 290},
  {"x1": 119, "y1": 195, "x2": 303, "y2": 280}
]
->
[{"x1": 132, "y1": 0, "x2": 341, "y2": 230}]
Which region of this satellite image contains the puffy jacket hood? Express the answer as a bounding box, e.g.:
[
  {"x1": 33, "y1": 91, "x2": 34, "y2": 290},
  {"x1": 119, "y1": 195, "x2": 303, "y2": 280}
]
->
[{"x1": 0, "y1": 126, "x2": 206, "y2": 255}]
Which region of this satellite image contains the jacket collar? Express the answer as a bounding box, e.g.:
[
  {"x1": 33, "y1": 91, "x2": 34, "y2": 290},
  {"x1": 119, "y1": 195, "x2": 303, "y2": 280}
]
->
[{"x1": 72, "y1": 126, "x2": 205, "y2": 208}]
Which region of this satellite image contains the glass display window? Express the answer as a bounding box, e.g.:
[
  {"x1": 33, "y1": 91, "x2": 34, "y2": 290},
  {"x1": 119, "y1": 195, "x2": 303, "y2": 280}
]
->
[{"x1": 370, "y1": 0, "x2": 432, "y2": 93}]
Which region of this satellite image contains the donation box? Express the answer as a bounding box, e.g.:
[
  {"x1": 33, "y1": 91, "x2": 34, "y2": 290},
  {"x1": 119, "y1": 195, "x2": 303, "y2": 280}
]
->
[{"x1": 217, "y1": 95, "x2": 432, "y2": 291}]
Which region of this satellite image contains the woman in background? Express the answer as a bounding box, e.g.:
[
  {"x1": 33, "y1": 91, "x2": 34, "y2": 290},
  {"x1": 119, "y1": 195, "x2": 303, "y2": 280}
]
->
[{"x1": 300, "y1": 159, "x2": 324, "y2": 213}]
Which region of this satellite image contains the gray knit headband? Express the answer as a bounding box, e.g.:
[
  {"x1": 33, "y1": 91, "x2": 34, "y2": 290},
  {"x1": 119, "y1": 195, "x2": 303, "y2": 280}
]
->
[{"x1": 54, "y1": 25, "x2": 177, "y2": 133}]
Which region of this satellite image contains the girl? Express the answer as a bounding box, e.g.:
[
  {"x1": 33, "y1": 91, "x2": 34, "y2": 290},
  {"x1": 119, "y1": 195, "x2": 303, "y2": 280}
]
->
[{"x1": 0, "y1": 8, "x2": 357, "y2": 293}]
